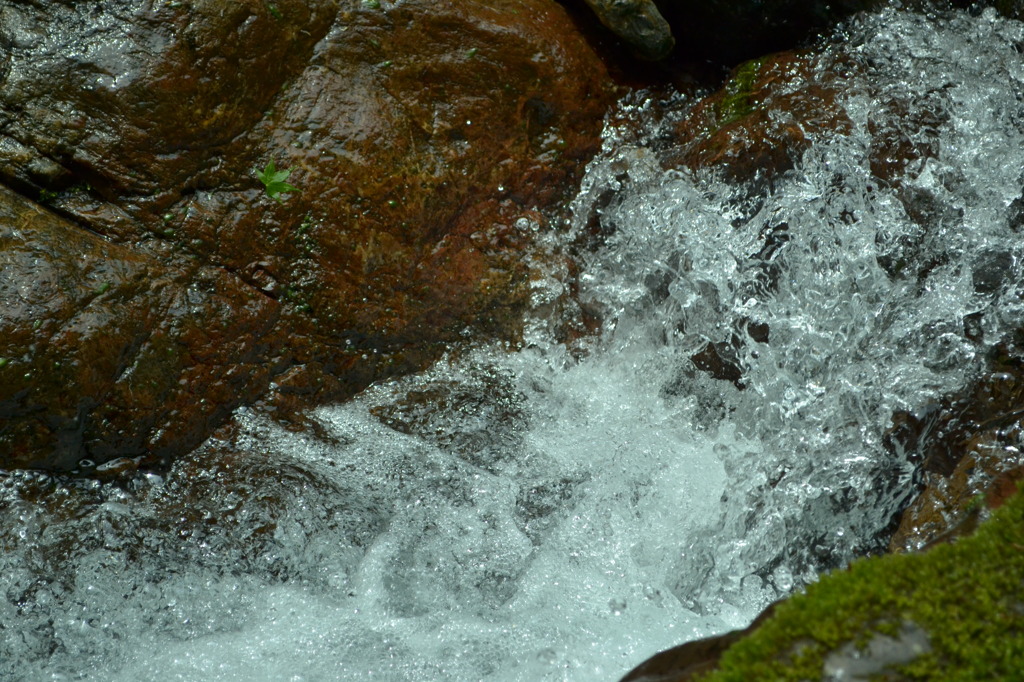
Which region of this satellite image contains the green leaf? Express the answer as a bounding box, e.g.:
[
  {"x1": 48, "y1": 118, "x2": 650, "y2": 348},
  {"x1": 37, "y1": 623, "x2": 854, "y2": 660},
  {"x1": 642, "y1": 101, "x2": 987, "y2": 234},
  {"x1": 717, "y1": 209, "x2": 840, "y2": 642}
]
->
[{"x1": 256, "y1": 160, "x2": 299, "y2": 203}]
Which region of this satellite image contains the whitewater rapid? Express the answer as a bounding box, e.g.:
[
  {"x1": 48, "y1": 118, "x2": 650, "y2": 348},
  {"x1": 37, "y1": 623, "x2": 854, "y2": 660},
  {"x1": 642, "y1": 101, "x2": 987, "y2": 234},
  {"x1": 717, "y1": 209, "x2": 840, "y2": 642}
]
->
[{"x1": 3, "y1": 6, "x2": 1024, "y2": 681}]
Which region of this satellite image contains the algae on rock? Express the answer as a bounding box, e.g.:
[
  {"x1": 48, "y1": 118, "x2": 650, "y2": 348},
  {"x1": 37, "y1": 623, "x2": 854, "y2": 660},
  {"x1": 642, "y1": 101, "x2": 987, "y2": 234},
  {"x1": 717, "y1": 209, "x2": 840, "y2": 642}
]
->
[{"x1": 702, "y1": 486, "x2": 1024, "y2": 680}]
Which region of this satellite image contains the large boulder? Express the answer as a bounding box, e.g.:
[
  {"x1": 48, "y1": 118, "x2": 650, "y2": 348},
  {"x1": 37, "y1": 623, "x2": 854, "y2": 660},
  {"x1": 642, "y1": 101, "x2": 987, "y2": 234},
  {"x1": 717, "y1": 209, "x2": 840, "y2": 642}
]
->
[{"x1": 0, "y1": 0, "x2": 614, "y2": 469}]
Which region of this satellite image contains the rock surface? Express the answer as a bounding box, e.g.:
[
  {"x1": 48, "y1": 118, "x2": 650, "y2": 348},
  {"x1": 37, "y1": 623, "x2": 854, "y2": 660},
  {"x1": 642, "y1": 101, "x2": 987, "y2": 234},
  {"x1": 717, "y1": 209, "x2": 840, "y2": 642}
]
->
[
  {"x1": 663, "y1": 50, "x2": 852, "y2": 185},
  {"x1": 620, "y1": 605, "x2": 778, "y2": 681},
  {"x1": 620, "y1": 485, "x2": 1024, "y2": 681},
  {"x1": 886, "y1": 345, "x2": 1024, "y2": 552},
  {"x1": 0, "y1": 0, "x2": 614, "y2": 469},
  {"x1": 0, "y1": 184, "x2": 281, "y2": 471},
  {"x1": 580, "y1": 0, "x2": 675, "y2": 60}
]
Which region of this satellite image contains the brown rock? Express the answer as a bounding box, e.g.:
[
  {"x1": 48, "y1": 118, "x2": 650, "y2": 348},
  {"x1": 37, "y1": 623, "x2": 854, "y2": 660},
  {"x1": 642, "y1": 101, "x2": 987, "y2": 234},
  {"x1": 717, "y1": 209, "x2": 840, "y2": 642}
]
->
[
  {"x1": 886, "y1": 348, "x2": 1024, "y2": 552},
  {"x1": 0, "y1": 185, "x2": 280, "y2": 471},
  {"x1": 0, "y1": 0, "x2": 339, "y2": 204},
  {"x1": 664, "y1": 52, "x2": 853, "y2": 187},
  {"x1": 166, "y1": 0, "x2": 610, "y2": 375},
  {"x1": 0, "y1": 0, "x2": 614, "y2": 469},
  {"x1": 619, "y1": 604, "x2": 777, "y2": 681},
  {"x1": 655, "y1": 46, "x2": 945, "y2": 192}
]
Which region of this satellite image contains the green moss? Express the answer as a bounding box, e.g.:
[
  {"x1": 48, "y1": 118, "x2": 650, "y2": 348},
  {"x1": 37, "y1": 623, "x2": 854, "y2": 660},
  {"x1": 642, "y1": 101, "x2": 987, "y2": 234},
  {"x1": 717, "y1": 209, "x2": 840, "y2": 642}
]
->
[
  {"x1": 264, "y1": 2, "x2": 283, "y2": 20},
  {"x1": 702, "y1": 486, "x2": 1024, "y2": 680},
  {"x1": 715, "y1": 57, "x2": 767, "y2": 128}
]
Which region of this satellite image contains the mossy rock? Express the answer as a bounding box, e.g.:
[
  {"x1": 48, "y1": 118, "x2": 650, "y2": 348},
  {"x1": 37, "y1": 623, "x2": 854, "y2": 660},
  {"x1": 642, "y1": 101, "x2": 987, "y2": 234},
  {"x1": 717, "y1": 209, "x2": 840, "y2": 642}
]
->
[{"x1": 701, "y1": 486, "x2": 1024, "y2": 680}]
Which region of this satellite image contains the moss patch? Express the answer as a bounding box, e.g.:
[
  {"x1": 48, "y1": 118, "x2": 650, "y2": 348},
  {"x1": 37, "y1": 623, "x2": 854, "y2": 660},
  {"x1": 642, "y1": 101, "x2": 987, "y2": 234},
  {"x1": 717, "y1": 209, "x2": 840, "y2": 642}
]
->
[
  {"x1": 715, "y1": 57, "x2": 767, "y2": 128},
  {"x1": 702, "y1": 486, "x2": 1024, "y2": 680}
]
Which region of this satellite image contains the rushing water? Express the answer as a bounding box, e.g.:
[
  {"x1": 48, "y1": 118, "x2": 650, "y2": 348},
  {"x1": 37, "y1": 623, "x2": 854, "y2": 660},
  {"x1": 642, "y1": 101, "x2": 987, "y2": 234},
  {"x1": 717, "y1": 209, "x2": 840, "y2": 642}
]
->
[{"x1": 4, "y1": 6, "x2": 1024, "y2": 681}]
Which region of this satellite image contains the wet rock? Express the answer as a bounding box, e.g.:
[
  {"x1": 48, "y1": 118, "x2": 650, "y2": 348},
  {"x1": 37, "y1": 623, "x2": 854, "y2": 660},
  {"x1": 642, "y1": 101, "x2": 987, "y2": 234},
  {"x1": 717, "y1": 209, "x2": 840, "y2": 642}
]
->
[
  {"x1": 662, "y1": 52, "x2": 853, "y2": 188},
  {"x1": 620, "y1": 605, "x2": 777, "y2": 681},
  {"x1": 886, "y1": 347, "x2": 1024, "y2": 552},
  {"x1": 688, "y1": 317, "x2": 769, "y2": 389},
  {"x1": 658, "y1": 45, "x2": 958, "y2": 199},
  {"x1": 622, "y1": 487, "x2": 1024, "y2": 681},
  {"x1": 867, "y1": 92, "x2": 947, "y2": 186},
  {"x1": 0, "y1": 0, "x2": 339, "y2": 205},
  {"x1": 971, "y1": 247, "x2": 1017, "y2": 295},
  {"x1": 368, "y1": 364, "x2": 528, "y2": 475},
  {"x1": 0, "y1": 0, "x2": 614, "y2": 469},
  {"x1": 0, "y1": 185, "x2": 280, "y2": 471},
  {"x1": 580, "y1": 0, "x2": 675, "y2": 60},
  {"x1": 172, "y1": 0, "x2": 611, "y2": 362}
]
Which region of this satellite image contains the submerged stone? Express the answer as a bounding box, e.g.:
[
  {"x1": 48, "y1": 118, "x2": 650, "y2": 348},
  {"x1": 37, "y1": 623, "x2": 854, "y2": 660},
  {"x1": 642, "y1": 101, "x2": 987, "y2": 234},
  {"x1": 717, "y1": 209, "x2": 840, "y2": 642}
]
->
[{"x1": 886, "y1": 347, "x2": 1024, "y2": 552}]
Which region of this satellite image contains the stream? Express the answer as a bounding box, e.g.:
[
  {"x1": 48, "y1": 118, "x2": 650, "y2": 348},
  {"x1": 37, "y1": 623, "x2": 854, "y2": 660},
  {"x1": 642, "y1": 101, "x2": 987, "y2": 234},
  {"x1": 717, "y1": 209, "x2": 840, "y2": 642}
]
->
[{"x1": 4, "y1": 5, "x2": 1024, "y2": 681}]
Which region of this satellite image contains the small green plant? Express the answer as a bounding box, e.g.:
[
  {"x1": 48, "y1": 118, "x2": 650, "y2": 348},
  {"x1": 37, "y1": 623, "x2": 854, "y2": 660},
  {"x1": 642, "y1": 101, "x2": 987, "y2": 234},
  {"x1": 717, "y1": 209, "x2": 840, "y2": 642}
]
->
[
  {"x1": 716, "y1": 57, "x2": 767, "y2": 128},
  {"x1": 256, "y1": 160, "x2": 299, "y2": 203}
]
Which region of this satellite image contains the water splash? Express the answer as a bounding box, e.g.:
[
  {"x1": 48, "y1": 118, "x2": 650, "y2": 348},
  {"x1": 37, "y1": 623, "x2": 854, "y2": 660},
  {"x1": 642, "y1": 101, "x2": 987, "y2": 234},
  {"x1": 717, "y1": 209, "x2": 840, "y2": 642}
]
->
[{"x1": 4, "y1": 6, "x2": 1024, "y2": 681}]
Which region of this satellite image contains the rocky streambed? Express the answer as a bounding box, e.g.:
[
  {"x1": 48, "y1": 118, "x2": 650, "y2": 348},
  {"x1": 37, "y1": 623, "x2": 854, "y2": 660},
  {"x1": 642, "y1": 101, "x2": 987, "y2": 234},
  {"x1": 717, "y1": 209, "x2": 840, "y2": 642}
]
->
[{"x1": 2, "y1": 0, "x2": 1024, "y2": 680}]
